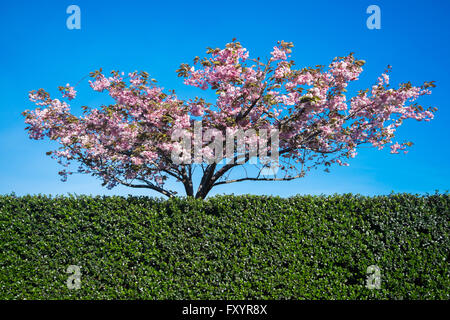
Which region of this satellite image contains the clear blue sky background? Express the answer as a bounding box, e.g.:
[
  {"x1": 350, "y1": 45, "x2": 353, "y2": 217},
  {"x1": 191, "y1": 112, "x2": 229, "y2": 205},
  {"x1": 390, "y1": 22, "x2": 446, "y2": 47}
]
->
[{"x1": 0, "y1": 0, "x2": 448, "y2": 197}]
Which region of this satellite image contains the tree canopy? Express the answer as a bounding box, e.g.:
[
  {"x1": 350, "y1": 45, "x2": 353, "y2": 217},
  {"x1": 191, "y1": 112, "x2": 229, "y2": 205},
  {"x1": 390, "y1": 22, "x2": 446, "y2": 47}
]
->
[{"x1": 23, "y1": 40, "x2": 436, "y2": 198}]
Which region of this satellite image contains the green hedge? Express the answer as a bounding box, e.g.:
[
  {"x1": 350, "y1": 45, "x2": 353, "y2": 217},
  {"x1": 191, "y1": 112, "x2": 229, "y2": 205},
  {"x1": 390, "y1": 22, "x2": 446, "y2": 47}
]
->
[{"x1": 0, "y1": 193, "x2": 448, "y2": 299}]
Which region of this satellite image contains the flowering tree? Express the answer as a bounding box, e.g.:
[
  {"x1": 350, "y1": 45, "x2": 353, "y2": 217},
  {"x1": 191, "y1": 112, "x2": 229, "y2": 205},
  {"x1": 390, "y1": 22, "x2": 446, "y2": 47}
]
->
[{"x1": 23, "y1": 40, "x2": 436, "y2": 199}]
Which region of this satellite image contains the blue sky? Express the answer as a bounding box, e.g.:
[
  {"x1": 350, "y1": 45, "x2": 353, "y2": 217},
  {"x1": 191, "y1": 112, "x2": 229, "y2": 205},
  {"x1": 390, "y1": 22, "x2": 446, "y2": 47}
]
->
[{"x1": 0, "y1": 0, "x2": 448, "y2": 197}]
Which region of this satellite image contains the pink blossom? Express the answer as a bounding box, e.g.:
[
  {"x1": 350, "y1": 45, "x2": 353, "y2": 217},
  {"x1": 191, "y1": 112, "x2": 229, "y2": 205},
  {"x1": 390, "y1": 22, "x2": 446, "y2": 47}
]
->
[
  {"x1": 61, "y1": 84, "x2": 77, "y2": 100},
  {"x1": 89, "y1": 75, "x2": 111, "y2": 92},
  {"x1": 270, "y1": 46, "x2": 287, "y2": 60}
]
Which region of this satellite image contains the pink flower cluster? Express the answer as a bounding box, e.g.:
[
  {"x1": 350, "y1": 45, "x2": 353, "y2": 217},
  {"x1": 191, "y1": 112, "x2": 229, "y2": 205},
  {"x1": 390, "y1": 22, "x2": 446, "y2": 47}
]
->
[
  {"x1": 270, "y1": 46, "x2": 288, "y2": 61},
  {"x1": 60, "y1": 84, "x2": 77, "y2": 100}
]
